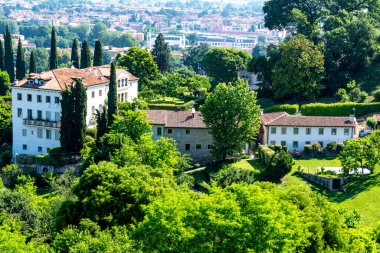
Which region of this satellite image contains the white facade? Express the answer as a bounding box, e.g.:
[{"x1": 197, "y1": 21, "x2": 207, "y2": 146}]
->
[
  {"x1": 146, "y1": 34, "x2": 186, "y2": 50},
  {"x1": 196, "y1": 35, "x2": 257, "y2": 50}
]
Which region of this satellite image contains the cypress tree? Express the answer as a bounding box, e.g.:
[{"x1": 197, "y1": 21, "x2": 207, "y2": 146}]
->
[
  {"x1": 70, "y1": 38, "x2": 79, "y2": 68},
  {"x1": 29, "y1": 50, "x2": 36, "y2": 74},
  {"x1": 107, "y1": 62, "x2": 117, "y2": 127},
  {"x1": 16, "y1": 39, "x2": 25, "y2": 80},
  {"x1": 93, "y1": 39, "x2": 103, "y2": 66},
  {"x1": 95, "y1": 104, "x2": 107, "y2": 144},
  {"x1": 4, "y1": 25, "x2": 15, "y2": 82},
  {"x1": 80, "y1": 39, "x2": 91, "y2": 69},
  {"x1": 60, "y1": 87, "x2": 74, "y2": 154},
  {"x1": 49, "y1": 27, "x2": 58, "y2": 70},
  {"x1": 152, "y1": 33, "x2": 170, "y2": 72},
  {"x1": 0, "y1": 40, "x2": 4, "y2": 71}
]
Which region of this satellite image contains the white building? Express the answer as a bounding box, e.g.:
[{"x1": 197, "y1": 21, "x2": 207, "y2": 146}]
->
[
  {"x1": 196, "y1": 35, "x2": 257, "y2": 50},
  {"x1": 238, "y1": 70, "x2": 260, "y2": 90},
  {"x1": 259, "y1": 112, "x2": 358, "y2": 151},
  {"x1": 12, "y1": 65, "x2": 138, "y2": 158},
  {"x1": 146, "y1": 34, "x2": 186, "y2": 50}
]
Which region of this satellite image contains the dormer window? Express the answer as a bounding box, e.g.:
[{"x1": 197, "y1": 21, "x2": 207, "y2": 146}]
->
[
  {"x1": 28, "y1": 80, "x2": 34, "y2": 85},
  {"x1": 39, "y1": 80, "x2": 45, "y2": 85}
]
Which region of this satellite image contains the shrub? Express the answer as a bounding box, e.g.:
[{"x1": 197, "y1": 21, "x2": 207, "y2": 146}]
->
[
  {"x1": 336, "y1": 143, "x2": 344, "y2": 153},
  {"x1": 86, "y1": 128, "x2": 97, "y2": 138},
  {"x1": 304, "y1": 144, "x2": 312, "y2": 154},
  {"x1": 258, "y1": 145, "x2": 275, "y2": 167},
  {"x1": 372, "y1": 89, "x2": 380, "y2": 102},
  {"x1": 366, "y1": 117, "x2": 377, "y2": 130},
  {"x1": 0, "y1": 149, "x2": 11, "y2": 167},
  {"x1": 301, "y1": 102, "x2": 380, "y2": 117},
  {"x1": 1, "y1": 164, "x2": 22, "y2": 188},
  {"x1": 264, "y1": 104, "x2": 299, "y2": 115},
  {"x1": 268, "y1": 144, "x2": 275, "y2": 151},
  {"x1": 327, "y1": 142, "x2": 337, "y2": 153},
  {"x1": 282, "y1": 145, "x2": 288, "y2": 152},
  {"x1": 311, "y1": 142, "x2": 323, "y2": 154},
  {"x1": 16, "y1": 154, "x2": 36, "y2": 166},
  {"x1": 265, "y1": 150, "x2": 293, "y2": 182},
  {"x1": 274, "y1": 144, "x2": 282, "y2": 152},
  {"x1": 212, "y1": 165, "x2": 257, "y2": 187}
]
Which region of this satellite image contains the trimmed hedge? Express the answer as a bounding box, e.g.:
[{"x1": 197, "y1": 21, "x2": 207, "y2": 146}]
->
[
  {"x1": 301, "y1": 102, "x2": 380, "y2": 117},
  {"x1": 264, "y1": 104, "x2": 299, "y2": 115},
  {"x1": 258, "y1": 145, "x2": 275, "y2": 167}
]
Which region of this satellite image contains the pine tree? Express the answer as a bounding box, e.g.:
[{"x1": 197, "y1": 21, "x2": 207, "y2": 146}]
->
[
  {"x1": 152, "y1": 33, "x2": 170, "y2": 72},
  {"x1": 4, "y1": 25, "x2": 15, "y2": 82},
  {"x1": 107, "y1": 62, "x2": 117, "y2": 127},
  {"x1": 70, "y1": 38, "x2": 79, "y2": 68},
  {"x1": 29, "y1": 50, "x2": 36, "y2": 74},
  {"x1": 0, "y1": 40, "x2": 4, "y2": 71},
  {"x1": 16, "y1": 39, "x2": 25, "y2": 80},
  {"x1": 49, "y1": 27, "x2": 58, "y2": 70},
  {"x1": 93, "y1": 39, "x2": 103, "y2": 66},
  {"x1": 80, "y1": 39, "x2": 91, "y2": 69}
]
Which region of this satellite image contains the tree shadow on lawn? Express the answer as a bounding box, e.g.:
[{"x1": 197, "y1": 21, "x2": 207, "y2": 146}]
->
[{"x1": 292, "y1": 171, "x2": 380, "y2": 204}]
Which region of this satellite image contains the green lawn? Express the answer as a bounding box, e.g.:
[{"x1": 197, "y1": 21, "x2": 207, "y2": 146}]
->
[{"x1": 294, "y1": 157, "x2": 341, "y2": 174}]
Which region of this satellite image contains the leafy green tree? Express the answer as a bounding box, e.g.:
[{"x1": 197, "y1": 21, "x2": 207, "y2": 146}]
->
[
  {"x1": 111, "y1": 110, "x2": 151, "y2": 142},
  {"x1": 4, "y1": 25, "x2": 14, "y2": 82},
  {"x1": 70, "y1": 38, "x2": 79, "y2": 68},
  {"x1": 49, "y1": 27, "x2": 58, "y2": 70},
  {"x1": 202, "y1": 48, "x2": 250, "y2": 84},
  {"x1": 28, "y1": 50, "x2": 36, "y2": 74},
  {"x1": 33, "y1": 48, "x2": 49, "y2": 72},
  {"x1": 266, "y1": 150, "x2": 294, "y2": 182},
  {"x1": 15, "y1": 39, "x2": 25, "y2": 80},
  {"x1": 107, "y1": 62, "x2": 117, "y2": 127},
  {"x1": 366, "y1": 117, "x2": 377, "y2": 130},
  {"x1": 118, "y1": 46, "x2": 158, "y2": 91},
  {"x1": 336, "y1": 80, "x2": 368, "y2": 102},
  {"x1": 151, "y1": 33, "x2": 170, "y2": 72},
  {"x1": 93, "y1": 39, "x2": 103, "y2": 66},
  {"x1": 80, "y1": 39, "x2": 91, "y2": 69},
  {"x1": 252, "y1": 44, "x2": 266, "y2": 57},
  {"x1": 211, "y1": 165, "x2": 257, "y2": 187},
  {"x1": 150, "y1": 73, "x2": 181, "y2": 98},
  {"x1": 183, "y1": 43, "x2": 209, "y2": 72},
  {"x1": 201, "y1": 79, "x2": 261, "y2": 160},
  {"x1": 272, "y1": 35, "x2": 324, "y2": 100},
  {"x1": 0, "y1": 71, "x2": 10, "y2": 96},
  {"x1": 0, "y1": 97, "x2": 11, "y2": 144},
  {"x1": 0, "y1": 40, "x2": 4, "y2": 71}
]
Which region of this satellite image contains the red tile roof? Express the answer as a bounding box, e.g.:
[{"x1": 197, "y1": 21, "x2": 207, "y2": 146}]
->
[
  {"x1": 141, "y1": 110, "x2": 207, "y2": 129},
  {"x1": 260, "y1": 112, "x2": 356, "y2": 127}
]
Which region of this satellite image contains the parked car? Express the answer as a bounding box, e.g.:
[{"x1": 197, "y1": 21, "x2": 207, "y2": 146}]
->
[{"x1": 359, "y1": 130, "x2": 371, "y2": 138}]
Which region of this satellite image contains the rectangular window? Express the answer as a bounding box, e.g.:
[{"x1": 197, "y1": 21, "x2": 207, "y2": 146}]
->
[
  {"x1": 22, "y1": 144, "x2": 27, "y2": 150},
  {"x1": 37, "y1": 110, "x2": 42, "y2": 120},
  {"x1": 157, "y1": 127, "x2": 162, "y2": 136},
  {"x1": 46, "y1": 111, "x2": 51, "y2": 121},
  {"x1": 37, "y1": 128, "x2": 43, "y2": 139},
  {"x1": 331, "y1": 128, "x2": 337, "y2": 135},
  {"x1": 55, "y1": 130, "x2": 60, "y2": 140},
  {"x1": 55, "y1": 112, "x2": 60, "y2": 121},
  {"x1": 46, "y1": 96, "x2": 51, "y2": 103},
  {"x1": 196, "y1": 144, "x2": 201, "y2": 149},
  {"x1": 306, "y1": 128, "x2": 311, "y2": 135},
  {"x1": 293, "y1": 141, "x2": 298, "y2": 149},
  {"x1": 27, "y1": 109, "x2": 32, "y2": 119},
  {"x1": 17, "y1": 108, "x2": 22, "y2": 117},
  {"x1": 117, "y1": 94, "x2": 120, "y2": 102},
  {"x1": 27, "y1": 94, "x2": 32, "y2": 102},
  {"x1": 99, "y1": 90, "x2": 102, "y2": 96},
  {"x1": 270, "y1": 141, "x2": 276, "y2": 145},
  {"x1": 186, "y1": 129, "x2": 191, "y2": 135},
  {"x1": 168, "y1": 129, "x2": 173, "y2": 134},
  {"x1": 17, "y1": 93, "x2": 22, "y2": 100},
  {"x1": 318, "y1": 128, "x2": 324, "y2": 135},
  {"x1": 281, "y1": 127, "x2": 287, "y2": 135},
  {"x1": 293, "y1": 128, "x2": 299, "y2": 135},
  {"x1": 121, "y1": 93, "x2": 124, "y2": 102},
  {"x1": 344, "y1": 128, "x2": 350, "y2": 135},
  {"x1": 270, "y1": 127, "x2": 276, "y2": 134},
  {"x1": 281, "y1": 141, "x2": 286, "y2": 146},
  {"x1": 92, "y1": 106, "x2": 95, "y2": 114},
  {"x1": 55, "y1": 97, "x2": 60, "y2": 104},
  {"x1": 91, "y1": 91, "x2": 95, "y2": 98},
  {"x1": 185, "y1": 144, "x2": 190, "y2": 151},
  {"x1": 37, "y1": 95, "x2": 42, "y2": 102},
  {"x1": 208, "y1": 144, "x2": 212, "y2": 150},
  {"x1": 319, "y1": 141, "x2": 324, "y2": 148},
  {"x1": 22, "y1": 129, "x2": 27, "y2": 137},
  {"x1": 46, "y1": 129, "x2": 51, "y2": 139},
  {"x1": 305, "y1": 141, "x2": 311, "y2": 145},
  {"x1": 38, "y1": 146, "x2": 42, "y2": 152}
]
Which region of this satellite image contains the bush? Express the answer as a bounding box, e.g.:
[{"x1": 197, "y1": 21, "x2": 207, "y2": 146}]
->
[
  {"x1": 327, "y1": 142, "x2": 337, "y2": 153},
  {"x1": 0, "y1": 149, "x2": 11, "y2": 167},
  {"x1": 301, "y1": 102, "x2": 380, "y2": 117},
  {"x1": 264, "y1": 104, "x2": 299, "y2": 115},
  {"x1": 274, "y1": 144, "x2": 282, "y2": 152},
  {"x1": 265, "y1": 150, "x2": 293, "y2": 182},
  {"x1": 258, "y1": 145, "x2": 275, "y2": 167},
  {"x1": 304, "y1": 144, "x2": 312, "y2": 154},
  {"x1": 366, "y1": 117, "x2": 377, "y2": 130},
  {"x1": 1, "y1": 164, "x2": 22, "y2": 188},
  {"x1": 372, "y1": 89, "x2": 380, "y2": 102},
  {"x1": 282, "y1": 145, "x2": 288, "y2": 152},
  {"x1": 336, "y1": 143, "x2": 344, "y2": 153},
  {"x1": 86, "y1": 128, "x2": 97, "y2": 138},
  {"x1": 212, "y1": 165, "x2": 257, "y2": 187},
  {"x1": 311, "y1": 142, "x2": 323, "y2": 155}
]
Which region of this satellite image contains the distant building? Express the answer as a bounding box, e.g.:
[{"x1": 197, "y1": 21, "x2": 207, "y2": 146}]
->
[
  {"x1": 12, "y1": 65, "x2": 139, "y2": 158},
  {"x1": 146, "y1": 34, "x2": 186, "y2": 50},
  {"x1": 196, "y1": 35, "x2": 257, "y2": 50},
  {"x1": 238, "y1": 70, "x2": 260, "y2": 90}
]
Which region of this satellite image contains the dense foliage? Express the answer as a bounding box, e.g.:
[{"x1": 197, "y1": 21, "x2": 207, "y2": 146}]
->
[
  {"x1": 301, "y1": 102, "x2": 380, "y2": 117},
  {"x1": 264, "y1": 104, "x2": 299, "y2": 115}
]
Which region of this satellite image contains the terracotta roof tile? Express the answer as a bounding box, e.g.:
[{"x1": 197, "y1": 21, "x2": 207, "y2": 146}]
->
[{"x1": 141, "y1": 110, "x2": 207, "y2": 129}]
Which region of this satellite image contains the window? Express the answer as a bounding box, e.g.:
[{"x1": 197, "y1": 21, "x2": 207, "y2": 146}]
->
[
  {"x1": 306, "y1": 128, "x2": 311, "y2": 135},
  {"x1": 344, "y1": 128, "x2": 350, "y2": 135},
  {"x1": 281, "y1": 127, "x2": 287, "y2": 135},
  {"x1": 293, "y1": 141, "x2": 298, "y2": 149},
  {"x1": 37, "y1": 95, "x2": 42, "y2": 102},
  {"x1": 22, "y1": 144, "x2": 27, "y2": 150},
  {"x1": 117, "y1": 80, "x2": 120, "y2": 87},
  {"x1": 281, "y1": 141, "x2": 286, "y2": 146},
  {"x1": 270, "y1": 141, "x2": 276, "y2": 145},
  {"x1": 208, "y1": 144, "x2": 212, "y2": 150},
  {"x1": 38, "y1": 146, "x2": 42, "y2": 152},
  {"x1": 117, "y1": 94, "x2": 121, "y2": 102},
  {"x1": 331, "y1": 128, "x2": 337, "y2": 135},
  {"x1": 121, "y1": 93, "x2": 124, "y2": 102},
  {"x1": 22, "y1": 129, "x2": 27, "y2": 137},
  {"x1": 37, "y1": 110, "x2": 42, "y2": 120},
  {"x1": 17, "y1": 108, "x2": 22, "y2": 117},
  {"x1": 55, "y1": 97, "x2": 60, "y2": 104},
  {"x1": 318, "y1": 128, "x2": 324, "y2": 135},
  {"x1": 185, "y1": 144, "x2": 191, "y2": 151},
  {"x1": 55, "y1": 130, "x2": 60, "y2": 140},
  {"x1": 186, "y1": 129, "x2": 191, "y2": 135},
  {"x1": 319, "y1": 141, "x2": 324, "y2": 148},
  {"x1": 92, "y1": 91, "x2": 95, "y2": 98},
  {"x1": 99, "y1": 90, "x2": 102, "y2": 96},
  {"x1": 47, "y1": 148, "x2": 50, "y2": 153},
  {"x1": 55, "y1": 112, "x2": 60, "y2": 121},
  {"x1": 17, "y1": 93, "x2": 22, "y2": 100},
  {"x1": 27, "y1": 109, "x2": 32, "y2": 119},
  {"x1": 305, "y1": 141, "x2": 311, "y2": 145},
  {"x1": 27, "y1": 94, "x2": 32, "y2": 102},
  {"x1": 37, "y1": 129, "x2": 43, "y2": 139},
  {"x1": 270, "y1": 127, "x2": 276, "y2": 134},
  {"x1": 293, "y1": 128, "x2": 299, "y2": 135},
  {"x1": 196, "y1": 144, "x2": 201, "y2": 149},
  {"x1": 46, "y1": 130, "x2": 51, "y2": 139},
  {"x1": 46, "y1": 111, "x2": 51, "y2": 121},
  {"x1": 46, "y1": 96, "x2": 51, "y2": 103},
  {"x1": 167, "y1": 129, "x2": 173, "y2": 134},
  {"x1": 157, "y1": 127, "x2": 162, "y2": 136},
  {"x1": 92, "y1": 106, "x2": 95, "y2": 114}
]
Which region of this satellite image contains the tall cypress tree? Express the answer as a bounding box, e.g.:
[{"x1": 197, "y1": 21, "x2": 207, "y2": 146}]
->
[
  {"x1": 80, "y1": 39, "x2": 91, "y2": 69},
  {"x1": 93, "y1": 39, "x2": 103, "y2": 66},
  {"x1": 60, "y1": 87, "x2": 74, "y2": 154},
  {"x1": 49, "y1": 27, "x2": 58, "y2": 70},
  {"x1": 4, "y1": 25, "x2": 15, "y2": 82},
  {"x1": 29, "y1": 50, "x2": 36, "y2": 74},
  {"x1": 107, "y1": 62, "x2": 117, "y2": 127},
  {"x1": 152, "y1": 33, "x2": 170, "y2": 72},
  {"x1": 16, "y1": 39, "x2": 25, "y2": 80},
  {"x1": 0, "y1": 40, "x2": 4, "y2": 71},
  {"x1": 95, "y1": 104, "x2": 107, "y2": 144},
  {"x1": 70, "y1": 38, "x2": 79, "y2": 68}
]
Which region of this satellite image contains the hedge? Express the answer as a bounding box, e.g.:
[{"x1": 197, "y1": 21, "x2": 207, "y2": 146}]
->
[
  {"x1": 264, "y1": 104, "x2": 299, "y2": 115},
  {"x1": 258, "y1": 145, "x2": 275, "y2": 167},
  {"x1": 301, "y1": 102, "x2": 380, "y2": 117}
]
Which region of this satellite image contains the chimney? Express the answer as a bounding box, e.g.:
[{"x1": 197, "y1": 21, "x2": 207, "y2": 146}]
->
[
  {"x1": 349, "y1": 115, "x2": 356, "y2": 123},
  {"x1": 260, "y1": 109, "x2": 264, "y2": 115},
  {"x1": 191, "y1": 108, "x2": 196, "y2": 118}
]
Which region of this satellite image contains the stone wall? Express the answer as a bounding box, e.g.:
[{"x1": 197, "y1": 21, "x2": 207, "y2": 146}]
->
[{"x1": 298, "y1": 172, "x2": 345, "y2": 191}]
